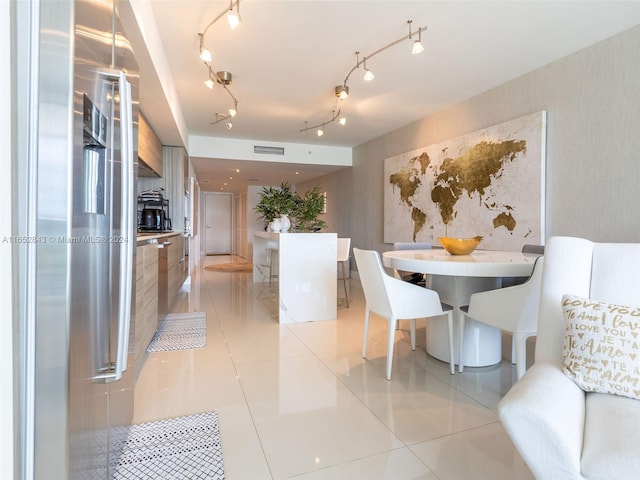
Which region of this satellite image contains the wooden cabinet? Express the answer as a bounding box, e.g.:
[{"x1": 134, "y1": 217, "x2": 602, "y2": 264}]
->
[
  {"x1": 138, "y1": 112, "x2": 163, "y2": 177},
  {"x1": 134, "y1": 242, "x2": 159, "y2": 360},
  {"x1": 138, "y1": 146, "x2": 186, "y2": 232},
  {"x1": 158, "y1": 234, "x2": 185, "y2": 314}
]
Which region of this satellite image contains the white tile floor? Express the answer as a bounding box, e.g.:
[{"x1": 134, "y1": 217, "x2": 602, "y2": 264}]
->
[{"x1": 132, "y1": 255, "x2": 534, "y2": 480}]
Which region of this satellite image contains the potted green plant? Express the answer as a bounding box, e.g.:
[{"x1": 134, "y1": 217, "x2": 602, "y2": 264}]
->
[
  {"x1": 255, "y1": 182, "x2": 297, "y2": 231},
  {"x1": 292, "y1": 184, "x2": 327, "y2": 232}
]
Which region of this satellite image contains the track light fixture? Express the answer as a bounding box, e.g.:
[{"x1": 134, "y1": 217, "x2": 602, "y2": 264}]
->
[
  {"x1": 199, "y1": 34, "x2": 212, "y2": 62},
  {"x1": 212, "y1": 111, "x2": 235, "y2": 130},
  {"x1": 363, "y1": 57, "x2": 374, "y2": 81},
  {"x1": 334, "y1": 85, "x2": 349, "y2": 99},
  {"x1": 302, "y1": 20, "x2": 427, "y2": 137},
  {"x1": 198, "y1": 1, "x2": 242, "y2": 128},
  {"x1": 198, "y1": 32, "x2": 213, "y2": 62},
  {"x1": 355, "y1": 52, "x2": 375, "y2": 82},
  {"x1": 300, "y1": 109, "x2": 347, "y2": 135},
  {"x1": 210, "y1": 79, "x2": 238, "y2": 128},
  {"x1": 199, "y1": 0, "x2": 242, "y2": 40},
  {"x1": 227, "y1": 0, "x2": 241, "y2": 30},
  {"x1": 408, "y1": 20, "x2": 424, "y2": 54}
]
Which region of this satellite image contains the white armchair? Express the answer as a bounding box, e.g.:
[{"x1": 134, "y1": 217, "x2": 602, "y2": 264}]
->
[{"x1": 498, "y1": 236, "x2": 640, "y2": 480}]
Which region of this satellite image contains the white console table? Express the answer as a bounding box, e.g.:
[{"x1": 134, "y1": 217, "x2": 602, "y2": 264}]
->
[{"x1": 253, "y1": 232, "x2": 337, "y2": 323}]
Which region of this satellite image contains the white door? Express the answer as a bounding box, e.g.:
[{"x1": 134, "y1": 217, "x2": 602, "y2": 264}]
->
[{"x1": 204, "y1": 193, "x2": 232, "y2": 255}]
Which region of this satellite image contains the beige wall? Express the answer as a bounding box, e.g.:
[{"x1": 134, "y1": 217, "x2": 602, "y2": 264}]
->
[
  {"x1": 296, "y1": 168, "x2": 353, "y2": 236},
  {"x1": 312, "y1": 25, "x2": 640, "y2": 256}
]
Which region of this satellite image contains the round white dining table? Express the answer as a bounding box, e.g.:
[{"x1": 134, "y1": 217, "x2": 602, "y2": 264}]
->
[{"x1": 382, "y1": 248, "x2": 538, "y2": 367}]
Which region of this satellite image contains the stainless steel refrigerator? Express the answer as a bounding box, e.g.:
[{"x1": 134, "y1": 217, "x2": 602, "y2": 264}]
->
[{"x1": 22, "y1": 1, "x2": 138, "y2": 478}]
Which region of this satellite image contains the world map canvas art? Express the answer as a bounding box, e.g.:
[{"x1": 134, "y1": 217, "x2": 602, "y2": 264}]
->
[{"x1": 384, "y1": 111, "x2": 546, "y2": 251}]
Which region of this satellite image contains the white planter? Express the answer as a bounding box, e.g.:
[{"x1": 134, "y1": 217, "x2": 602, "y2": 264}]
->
[
  {"x1": 269, "y1": 218, "x2": 282, "y2": 232},
  {"x1": 279, "y1": 214, "x2": 291, "y2": 232}
]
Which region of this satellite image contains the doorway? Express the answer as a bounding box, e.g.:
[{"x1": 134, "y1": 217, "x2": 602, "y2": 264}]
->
[{"x1": 204, "y1": 192, "x2": 233, "y2": 255}]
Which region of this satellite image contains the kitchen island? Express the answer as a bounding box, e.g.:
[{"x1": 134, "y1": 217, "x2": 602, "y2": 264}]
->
[{"x1": 253, "y1": 232, "x2": 337, "y2": 323}]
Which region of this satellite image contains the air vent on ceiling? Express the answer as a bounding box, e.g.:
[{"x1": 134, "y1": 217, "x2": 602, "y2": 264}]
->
[{"x1": 254, "y1": 145, "x2": 284, "y2": 155}]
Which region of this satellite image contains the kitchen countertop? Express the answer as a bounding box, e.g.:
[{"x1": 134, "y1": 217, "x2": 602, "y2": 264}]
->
[{"x1": 136, "y1": 231, "x2": 182, "y2": 245}]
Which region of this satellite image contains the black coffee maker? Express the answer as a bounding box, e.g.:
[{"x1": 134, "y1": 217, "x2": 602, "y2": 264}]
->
[{"x1": 138, "y1": 189, "x2": 171, "y2": 232}]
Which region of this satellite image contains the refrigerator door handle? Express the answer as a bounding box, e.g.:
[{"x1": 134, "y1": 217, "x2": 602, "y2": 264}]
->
[{"x1": 112, "y1": 70, "x2": 134, "y2": 382}]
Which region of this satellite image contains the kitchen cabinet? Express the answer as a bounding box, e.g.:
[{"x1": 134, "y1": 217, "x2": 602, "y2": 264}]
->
[
  {"x1": 134, "y1": 242, "x2": 159, "y2": 362},
  {"x1": 138, "y1": 146, "x2": 186, "y2": 232},
  {"x1": 158, "y1": 233, "x2": 186, "y2": 314},
  {"x1": 138, "y1": 112, "x2": 162, "y2": 177}
]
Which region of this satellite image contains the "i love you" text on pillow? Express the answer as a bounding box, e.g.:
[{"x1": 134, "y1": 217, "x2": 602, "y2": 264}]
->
[{"x1": 561, "y1": 294, "x2": 640, "y2": 400}]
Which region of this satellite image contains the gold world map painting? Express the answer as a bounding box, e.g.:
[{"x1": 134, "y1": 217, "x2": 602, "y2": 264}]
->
[{"x1": 384, "y1": 112, "x2": 546, "y2": 251}]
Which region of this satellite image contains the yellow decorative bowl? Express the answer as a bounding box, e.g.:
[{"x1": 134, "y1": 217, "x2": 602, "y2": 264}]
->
[{"x1": 438, "y1": 236, "x2": 483, "y2": 255}]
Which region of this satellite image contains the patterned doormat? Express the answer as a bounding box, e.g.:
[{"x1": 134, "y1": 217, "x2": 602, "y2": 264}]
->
[
  {"x1": 147, "y1": 312, "x2": 207, "y2": 352},
  {"x1": 111, "y1": 411, "x2": 224, "y2": 479},
  {"x1": 204, "y1": 262, "x2": 253, "y2": 273}
]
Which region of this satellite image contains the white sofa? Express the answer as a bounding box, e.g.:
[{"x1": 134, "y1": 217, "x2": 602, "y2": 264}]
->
[{"x1": 498, "y1": 236, "x2": 640, "y2": 480}]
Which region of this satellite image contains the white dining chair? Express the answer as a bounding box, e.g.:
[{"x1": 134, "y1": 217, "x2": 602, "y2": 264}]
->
[
  {"x1": 353, "y1": 248, "x2": 455, "y2": 380},
  {"x1": 521, "y1": 244, "x2": 545, "y2": 255},
  {"x1": 459, "y1": 255, "x2": 544, "y2": 378},
  {"x1": 392, "y1": 242, "x2": 432, "y2": 333},
  {"x1": 501, "y1": 244, "x2": 544, "y2": 287},
  {"x1": 337, "y1": 238, "x2": 351, "y2": 307}
]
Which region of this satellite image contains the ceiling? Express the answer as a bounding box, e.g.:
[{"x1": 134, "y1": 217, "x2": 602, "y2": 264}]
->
[{"x1": 134, "y1": 1, "x2": 640, "y2": 192}]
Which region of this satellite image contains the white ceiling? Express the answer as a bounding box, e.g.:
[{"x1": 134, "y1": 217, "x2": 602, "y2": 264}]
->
[{"x1": 134, "y1": 1, "x2": 640, "y2": 192}]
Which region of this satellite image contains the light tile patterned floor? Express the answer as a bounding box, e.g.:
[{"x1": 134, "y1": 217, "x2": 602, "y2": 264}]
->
[{"x1": 132, "y1": 255, "x2": 534, "y2": 480}]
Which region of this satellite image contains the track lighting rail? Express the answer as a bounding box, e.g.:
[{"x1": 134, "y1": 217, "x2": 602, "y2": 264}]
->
[
  {"x1": 341, "y1": 23, "x2": 427, "y2": 89},
  {"x1": 199, "y1": 0, "x2": 241, "y2": 39},
  {"x1": 300, "y1": 108, "x2": 344, "y2": 135},
  {"x1": 197, "y1": 0, "x2": 242, "y2": 128},
  {"x1": 302, "y1": 20, "x2": 427, "y2": 137}
]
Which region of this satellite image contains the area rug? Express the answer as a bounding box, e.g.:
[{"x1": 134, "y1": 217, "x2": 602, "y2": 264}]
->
[
  {"x1": 205, "y1": 261, "x2": 253, "y2": 273},
  {"x1": 147, "y1": 312, "x2": 206, "y2": 352},
  {"x1": 111, "y1": 411, "x2": 224, "y2": 480}
]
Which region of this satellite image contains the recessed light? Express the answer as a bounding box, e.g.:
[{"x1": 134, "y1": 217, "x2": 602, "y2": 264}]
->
[{"x1": 235, "y1": 168, "x2": 240, "y2": 173}]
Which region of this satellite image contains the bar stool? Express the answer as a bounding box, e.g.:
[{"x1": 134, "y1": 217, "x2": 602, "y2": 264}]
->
[
  {"x1": 267, "y1": 247, "x2": 279, "y2": 285},
  {"x1": 337, "y1": 238, "x2": 351, "y2": 307}
]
